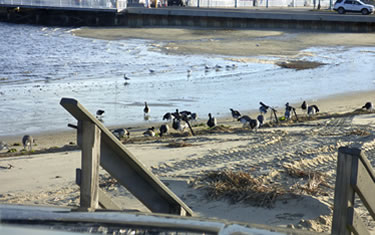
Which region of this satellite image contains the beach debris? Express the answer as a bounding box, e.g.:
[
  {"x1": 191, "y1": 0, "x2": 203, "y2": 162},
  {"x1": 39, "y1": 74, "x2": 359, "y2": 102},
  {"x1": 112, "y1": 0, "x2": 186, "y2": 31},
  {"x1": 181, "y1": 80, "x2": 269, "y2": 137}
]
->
[
  {"x1": 22, "y1": 135, "x2": 34, "y2": 151},
  {"x1": 345, "y1": 129, "x2": 370, "y2": 136},
  {"x1": 196, "y1": 125, "x2": 232, "y2": 135},
  {"x1": 276, "y1": 60, "x2": 326, "y2": 70},
  {"x1": 284, "y1": 165, "x2": 331, "y2": 195},
  {"x1": 166, "y1": 141, "x2": 193, "y2": 148},
  {"x1": 192, "y1": 170, "x2": 288, "y2": 208}
]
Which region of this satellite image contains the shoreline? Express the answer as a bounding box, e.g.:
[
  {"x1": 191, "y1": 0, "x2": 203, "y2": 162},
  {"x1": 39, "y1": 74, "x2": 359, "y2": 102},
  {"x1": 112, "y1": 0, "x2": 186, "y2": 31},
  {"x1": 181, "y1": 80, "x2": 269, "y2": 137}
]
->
[{"x1": 1, "y1": 88, "x2": 373, "y2": 150}]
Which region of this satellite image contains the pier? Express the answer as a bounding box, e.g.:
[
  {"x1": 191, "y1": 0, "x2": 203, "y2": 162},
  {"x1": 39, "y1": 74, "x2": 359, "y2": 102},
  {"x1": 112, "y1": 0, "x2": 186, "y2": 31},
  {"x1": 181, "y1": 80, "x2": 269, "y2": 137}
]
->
[{"x1": 0, "y1": 0, "x2": 375, "y2": 32}]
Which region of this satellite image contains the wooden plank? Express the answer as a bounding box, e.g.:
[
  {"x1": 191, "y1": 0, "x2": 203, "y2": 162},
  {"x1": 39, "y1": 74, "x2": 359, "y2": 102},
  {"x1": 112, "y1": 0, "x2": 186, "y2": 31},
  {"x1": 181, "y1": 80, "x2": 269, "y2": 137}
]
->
[
  {"x1": 100, "y1": 144, "x2": 189, "y2": 215},
  {"x1": 347, "y1": 207, "x2": 370, "y2": 235},
  {"x1": 60, "y1": 98, "x2": 193, "y2": 216},
  {"x1": 98, "y1": 188, "x2": 122, "y2": 210},
  {"x1": 332, "y1": 147, "x2": 357, "y2": 235},
  {"x1": 358, "y1": 151, "x2": 375, "y2": 183},
  {"x1": 352, "y1": 158, "x2": 375, "y2": 220},
  {"x1": 75, "y1": 168, "x2": 122, "y2": 210},
  {"x1": 79, "y1": 121, "x2": 101, "y2": 211}
]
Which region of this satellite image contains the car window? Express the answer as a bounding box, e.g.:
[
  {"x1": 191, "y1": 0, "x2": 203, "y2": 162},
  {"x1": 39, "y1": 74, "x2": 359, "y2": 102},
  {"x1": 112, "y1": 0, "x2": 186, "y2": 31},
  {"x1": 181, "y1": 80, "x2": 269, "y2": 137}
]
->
[
  {"x1": 335, "y1": 0, "x2": 343, "y2": 3},
  {"x1": 344, "y1": 0, "x2": 352, "y2": 4}
]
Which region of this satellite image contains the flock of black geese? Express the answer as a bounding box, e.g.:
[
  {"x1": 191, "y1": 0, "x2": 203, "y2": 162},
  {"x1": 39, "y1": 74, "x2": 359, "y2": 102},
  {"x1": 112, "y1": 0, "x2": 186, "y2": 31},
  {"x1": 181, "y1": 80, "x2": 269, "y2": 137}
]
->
[
  {"x1": 106, "y1": 100, "x2": 373, "y2": 140},
  {"x1": 0, "y1": 101, "x2": 373, "y2": 153}
]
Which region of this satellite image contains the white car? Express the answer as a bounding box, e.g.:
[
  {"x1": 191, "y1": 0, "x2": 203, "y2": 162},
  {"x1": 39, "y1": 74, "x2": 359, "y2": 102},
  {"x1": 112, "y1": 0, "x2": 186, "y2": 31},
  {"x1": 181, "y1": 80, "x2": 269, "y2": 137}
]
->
[{"x1": 333, "y1": 0, "x2": 374, "y2": 15}]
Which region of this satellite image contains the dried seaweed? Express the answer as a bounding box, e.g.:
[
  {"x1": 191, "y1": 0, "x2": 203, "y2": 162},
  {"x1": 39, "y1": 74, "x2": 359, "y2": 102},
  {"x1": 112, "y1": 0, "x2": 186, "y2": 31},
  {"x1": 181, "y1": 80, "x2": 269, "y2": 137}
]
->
[
  {"x1": 284, "y1": 166, "x2": 332, "y2": 195},
  {"x1": 192, "y1": 170, "x2": 289, "y2": 208},
  {"x1": 166, "y1": 141, "x2": 193, "y2": 148},
  {"x1": 276, "y1": 60, "x2": 326, "y2": 70},
  {"x1": 195, "y1": 125, "x2": 233, "y2": 135}
]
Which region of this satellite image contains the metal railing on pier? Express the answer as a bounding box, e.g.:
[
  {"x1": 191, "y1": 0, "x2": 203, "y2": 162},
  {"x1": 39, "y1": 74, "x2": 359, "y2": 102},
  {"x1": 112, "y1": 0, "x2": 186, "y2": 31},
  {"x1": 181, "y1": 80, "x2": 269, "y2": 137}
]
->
[
  {"x1": 0, "y1": 0, "x2": 127, "y2": 11},
  {"x1": 188, "y1": 0, "x2": 331, "y2": 8}
]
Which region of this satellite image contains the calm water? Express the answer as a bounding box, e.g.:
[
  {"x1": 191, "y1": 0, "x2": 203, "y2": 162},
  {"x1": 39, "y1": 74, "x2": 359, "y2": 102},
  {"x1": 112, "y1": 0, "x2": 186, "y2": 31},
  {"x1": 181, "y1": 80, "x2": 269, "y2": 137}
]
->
[{"x1": 0, "y1": 22, "x2": 374, "y2": 136}]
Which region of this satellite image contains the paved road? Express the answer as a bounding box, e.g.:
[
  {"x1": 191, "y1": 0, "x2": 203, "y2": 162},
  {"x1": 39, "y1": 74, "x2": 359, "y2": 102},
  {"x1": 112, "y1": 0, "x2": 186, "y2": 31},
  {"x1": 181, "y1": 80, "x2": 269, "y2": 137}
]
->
[
  {"x1": 127, "y1": 6, "x2": 375, "y2": 23},
  {"x1": 150, "y1": 6, "x2": 375, "y2": 17}
]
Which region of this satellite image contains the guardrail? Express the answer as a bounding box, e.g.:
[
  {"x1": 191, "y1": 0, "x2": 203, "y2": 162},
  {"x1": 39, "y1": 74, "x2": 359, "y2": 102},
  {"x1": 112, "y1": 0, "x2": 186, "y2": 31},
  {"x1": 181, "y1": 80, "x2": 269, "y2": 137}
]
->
[
  {"x1": 60, "y1": 97, "x2": 193, "y2": 216},
  {"x1": 0, "y1": 0, "x2": 127, "y2": 10},
  {"x1": 186, "y1": 0, "x2": 331, "y2": 8},
  {"x1": 332, "y1": 147, "x2": 375, "y2": 235}
]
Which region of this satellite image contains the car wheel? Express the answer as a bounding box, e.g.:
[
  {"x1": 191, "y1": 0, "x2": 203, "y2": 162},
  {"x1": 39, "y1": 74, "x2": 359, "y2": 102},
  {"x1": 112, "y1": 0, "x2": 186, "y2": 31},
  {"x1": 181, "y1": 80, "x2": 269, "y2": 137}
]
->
[
  {"x1": 338, "y1": 7, "x2": 345, "y2": 14},
  {"x1": 361, "y1": 8, "x2": 369, "y2": 15}
]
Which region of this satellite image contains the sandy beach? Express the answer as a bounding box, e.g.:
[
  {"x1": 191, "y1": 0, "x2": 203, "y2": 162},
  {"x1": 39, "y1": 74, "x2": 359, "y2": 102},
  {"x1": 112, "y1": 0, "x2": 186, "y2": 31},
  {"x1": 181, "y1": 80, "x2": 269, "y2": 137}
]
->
[
  {"x1": 1, "y1": 89, "x2": 375, "y2": 234},
  {"x1": 1, "y1": 25, "x2": 375, "y2": 234}
]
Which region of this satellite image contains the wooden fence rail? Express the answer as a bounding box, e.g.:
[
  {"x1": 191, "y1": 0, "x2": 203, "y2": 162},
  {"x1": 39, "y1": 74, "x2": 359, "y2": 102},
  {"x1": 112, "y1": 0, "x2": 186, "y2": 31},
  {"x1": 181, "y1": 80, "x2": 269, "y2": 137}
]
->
[
  {"x1": 332, "y1": 147, "x2": 375, "y2": 235},
  {"x1": 60, "y1": 97, "x2": 193, "y2": 216}
]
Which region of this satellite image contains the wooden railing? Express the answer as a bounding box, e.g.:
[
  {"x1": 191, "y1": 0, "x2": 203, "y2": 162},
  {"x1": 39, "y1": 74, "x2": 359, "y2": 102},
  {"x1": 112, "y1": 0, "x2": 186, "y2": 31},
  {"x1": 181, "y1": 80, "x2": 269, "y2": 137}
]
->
[
  {"x1": 332, "y1": 147, "x2": 375, "y2": 235},
  {"x1": 60, "y1": 97, "x2": 193, "y2": 216}
]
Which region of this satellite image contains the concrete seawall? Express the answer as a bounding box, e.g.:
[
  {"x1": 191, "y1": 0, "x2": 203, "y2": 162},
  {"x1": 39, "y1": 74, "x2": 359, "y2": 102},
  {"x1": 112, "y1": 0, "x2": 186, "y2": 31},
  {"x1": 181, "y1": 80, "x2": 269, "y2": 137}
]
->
[{"x1": 1, "y1": 6, "x2": 374, "y2": 32}]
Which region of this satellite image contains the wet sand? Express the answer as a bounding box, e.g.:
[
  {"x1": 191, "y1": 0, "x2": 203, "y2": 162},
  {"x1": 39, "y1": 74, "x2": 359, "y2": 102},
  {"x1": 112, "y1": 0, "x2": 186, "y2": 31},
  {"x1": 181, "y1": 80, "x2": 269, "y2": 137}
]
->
[{"x1": 73, "y1": 27, "x2": 375, "y2": 56}]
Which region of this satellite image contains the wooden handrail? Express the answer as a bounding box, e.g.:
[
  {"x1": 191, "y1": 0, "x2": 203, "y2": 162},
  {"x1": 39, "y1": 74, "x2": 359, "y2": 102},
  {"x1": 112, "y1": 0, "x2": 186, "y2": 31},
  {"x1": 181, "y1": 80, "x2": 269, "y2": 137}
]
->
[
  {"x1": 332, "y1": 147, "x2": 375, "y2": 235},
  {"x1": 60, "y1": 97, "x2": 193, "y2": 216}
]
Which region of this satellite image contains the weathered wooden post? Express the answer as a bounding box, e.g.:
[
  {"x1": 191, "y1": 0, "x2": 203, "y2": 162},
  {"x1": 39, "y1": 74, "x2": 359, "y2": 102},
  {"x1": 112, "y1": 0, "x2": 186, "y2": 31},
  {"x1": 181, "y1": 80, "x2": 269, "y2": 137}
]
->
[
  {"x1": 332, "y1": 147, "x2": 357, "y2": 235},
  {"x1": 332, "y1": 146, "x2": 375, "y2": 235},
  {"x1": 78, "y1": 120, "x2": 101, "y2": 211}
]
